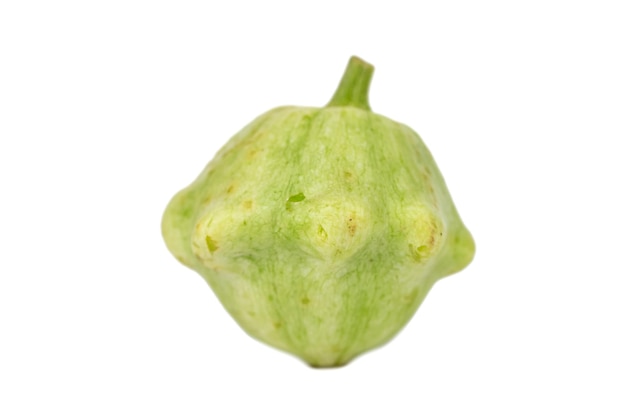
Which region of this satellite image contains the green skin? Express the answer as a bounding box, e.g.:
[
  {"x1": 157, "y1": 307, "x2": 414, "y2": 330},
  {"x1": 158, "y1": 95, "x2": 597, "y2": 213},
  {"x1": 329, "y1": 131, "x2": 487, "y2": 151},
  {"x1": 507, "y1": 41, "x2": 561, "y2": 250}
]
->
[{"x1": 162, "y1": 57, "x2": 475, "y2": 367}]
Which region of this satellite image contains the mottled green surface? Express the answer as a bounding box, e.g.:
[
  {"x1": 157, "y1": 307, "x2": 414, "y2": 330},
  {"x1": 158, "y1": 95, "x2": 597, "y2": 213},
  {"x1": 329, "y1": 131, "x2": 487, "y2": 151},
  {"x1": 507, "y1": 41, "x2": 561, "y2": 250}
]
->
[{"x1": 162, "y1": 57, "x2": 474, "y2": 367}]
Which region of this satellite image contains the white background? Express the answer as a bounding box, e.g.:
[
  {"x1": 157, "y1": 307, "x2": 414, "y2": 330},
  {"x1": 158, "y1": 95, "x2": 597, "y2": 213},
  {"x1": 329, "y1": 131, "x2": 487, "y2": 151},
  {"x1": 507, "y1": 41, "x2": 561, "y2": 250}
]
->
[{"x1": 1, "y1": 1, "x2": 625, "y2": 417}]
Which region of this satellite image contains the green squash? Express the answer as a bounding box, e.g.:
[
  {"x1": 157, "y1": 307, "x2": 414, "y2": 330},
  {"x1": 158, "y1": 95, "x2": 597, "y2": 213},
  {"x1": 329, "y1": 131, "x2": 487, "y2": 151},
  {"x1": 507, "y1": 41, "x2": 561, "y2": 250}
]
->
[{"x1": 162, "y1": 56, "x2": 475, "y2": 367}]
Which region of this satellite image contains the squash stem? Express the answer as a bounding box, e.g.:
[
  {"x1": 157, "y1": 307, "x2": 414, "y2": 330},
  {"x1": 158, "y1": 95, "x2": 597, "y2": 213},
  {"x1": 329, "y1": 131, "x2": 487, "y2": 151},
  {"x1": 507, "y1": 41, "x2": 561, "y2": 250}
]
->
[{"x1": 326, "y1": 56, "x2": 374, "y2": 111}]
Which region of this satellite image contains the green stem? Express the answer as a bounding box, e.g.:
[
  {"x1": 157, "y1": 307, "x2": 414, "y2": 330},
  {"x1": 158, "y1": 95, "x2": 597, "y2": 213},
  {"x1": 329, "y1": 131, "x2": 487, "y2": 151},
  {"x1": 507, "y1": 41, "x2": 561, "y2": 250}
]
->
[{"x1": 326, "y1": 56, "x2": 374, "y2": 111}]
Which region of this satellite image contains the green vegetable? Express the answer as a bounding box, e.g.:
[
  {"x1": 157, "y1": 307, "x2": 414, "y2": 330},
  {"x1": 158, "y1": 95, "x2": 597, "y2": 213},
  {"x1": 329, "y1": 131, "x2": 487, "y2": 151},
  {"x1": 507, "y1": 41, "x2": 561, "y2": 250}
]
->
[{"x1": 162, "y1": 56, "x2": 475, "y2": 367}]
